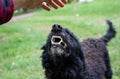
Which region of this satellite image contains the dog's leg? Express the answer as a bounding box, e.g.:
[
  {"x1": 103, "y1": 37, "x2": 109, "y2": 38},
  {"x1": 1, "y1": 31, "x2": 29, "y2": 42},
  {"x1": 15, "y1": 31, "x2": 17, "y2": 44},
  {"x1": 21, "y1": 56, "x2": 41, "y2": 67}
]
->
[{"x1": 104, "y1": 50, "x2": 113, "y2": 79}]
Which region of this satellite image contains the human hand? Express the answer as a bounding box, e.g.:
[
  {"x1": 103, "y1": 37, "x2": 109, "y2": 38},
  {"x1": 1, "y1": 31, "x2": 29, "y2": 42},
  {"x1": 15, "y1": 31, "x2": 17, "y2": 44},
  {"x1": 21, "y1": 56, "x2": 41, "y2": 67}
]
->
[{"x1": 40, "y1": 0, "x2": 68, "y2": 11}]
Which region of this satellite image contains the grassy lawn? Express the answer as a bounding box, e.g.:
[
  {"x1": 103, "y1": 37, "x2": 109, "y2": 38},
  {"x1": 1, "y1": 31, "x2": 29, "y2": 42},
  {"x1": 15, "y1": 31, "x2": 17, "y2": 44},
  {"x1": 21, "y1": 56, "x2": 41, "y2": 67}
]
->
[{"x1": 0, "y1": 0, "x2": 120, "y2": 79}]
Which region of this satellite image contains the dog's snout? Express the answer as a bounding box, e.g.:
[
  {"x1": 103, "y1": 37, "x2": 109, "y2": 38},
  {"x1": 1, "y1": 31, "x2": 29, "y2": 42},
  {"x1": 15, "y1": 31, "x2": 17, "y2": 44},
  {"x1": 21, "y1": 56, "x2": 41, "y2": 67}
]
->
[{"x1": 52, "y1": 24, "x2": 62, "y2": 32}]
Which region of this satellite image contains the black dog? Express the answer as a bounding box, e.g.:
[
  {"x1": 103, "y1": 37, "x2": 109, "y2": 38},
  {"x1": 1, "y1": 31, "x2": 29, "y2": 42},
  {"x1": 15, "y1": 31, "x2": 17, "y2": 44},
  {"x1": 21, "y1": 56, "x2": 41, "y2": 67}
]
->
[{"x1": 41, "y1": 20, "x2": 116, "y2": 79}]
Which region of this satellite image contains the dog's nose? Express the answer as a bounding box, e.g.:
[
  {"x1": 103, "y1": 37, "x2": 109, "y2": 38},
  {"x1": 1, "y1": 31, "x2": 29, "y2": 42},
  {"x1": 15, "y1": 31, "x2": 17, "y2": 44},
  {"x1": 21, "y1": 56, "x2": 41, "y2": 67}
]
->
[{"x1": 52, "y1": 24, "x2": 62, "y2": 32}]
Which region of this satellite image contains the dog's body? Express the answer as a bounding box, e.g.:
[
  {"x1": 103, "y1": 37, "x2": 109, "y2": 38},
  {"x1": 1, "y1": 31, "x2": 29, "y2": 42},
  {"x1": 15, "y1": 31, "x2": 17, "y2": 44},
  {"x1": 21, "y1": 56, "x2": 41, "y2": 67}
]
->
[
  {"x1": 41, "y1": 20, "x2": 116, "y2": 79},
  {"x1": 82, "y1": 39, "x2": 112, "y2": 79}
]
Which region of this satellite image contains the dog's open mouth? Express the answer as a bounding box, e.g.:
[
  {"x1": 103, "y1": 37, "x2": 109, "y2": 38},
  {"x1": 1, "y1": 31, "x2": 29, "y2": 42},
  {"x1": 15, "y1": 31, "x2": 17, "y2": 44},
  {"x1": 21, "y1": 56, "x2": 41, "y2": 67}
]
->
[
  {"x1": 50, "y1": 35, "x2": 67, "y2": 55},
  {"x1": 51, "y1": 35, "x2": 67, "y2": 49}
]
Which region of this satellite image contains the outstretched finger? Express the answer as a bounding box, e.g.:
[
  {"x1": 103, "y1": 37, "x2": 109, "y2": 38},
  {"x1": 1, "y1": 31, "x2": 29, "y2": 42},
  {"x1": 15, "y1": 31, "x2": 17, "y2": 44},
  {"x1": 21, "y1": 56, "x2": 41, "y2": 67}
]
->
[
  {"x1": 53, "y1": 0, "x2": 64, "y2": 7},
  {"x1": 41, "y1": 3, "x2": 51, "y2": 11},
  {"x1": 49, "y1": 1, "x2": 59, "y2": 9}
]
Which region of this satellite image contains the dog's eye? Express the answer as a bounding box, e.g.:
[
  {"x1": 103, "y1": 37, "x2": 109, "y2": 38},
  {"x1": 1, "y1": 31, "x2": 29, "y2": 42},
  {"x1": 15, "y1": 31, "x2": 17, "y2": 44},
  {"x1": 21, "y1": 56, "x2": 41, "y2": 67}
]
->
[{"x1": 52, "y1": 38, "x2": 61, "y2": 43}]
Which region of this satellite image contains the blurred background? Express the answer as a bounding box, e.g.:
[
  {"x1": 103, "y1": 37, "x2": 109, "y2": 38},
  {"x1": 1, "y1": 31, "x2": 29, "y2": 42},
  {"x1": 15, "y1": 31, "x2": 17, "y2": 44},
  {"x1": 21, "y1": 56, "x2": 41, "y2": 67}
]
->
[{"x1": 0, "y1": 0, "x2": 120, "y2": 79}]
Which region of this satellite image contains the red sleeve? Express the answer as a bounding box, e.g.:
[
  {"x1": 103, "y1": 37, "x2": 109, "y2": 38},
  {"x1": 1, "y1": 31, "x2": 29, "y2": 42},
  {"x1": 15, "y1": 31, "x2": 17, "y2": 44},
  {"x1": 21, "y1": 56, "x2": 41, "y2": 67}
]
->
[{"x1": 0, "y1": 0, "x2": 14, "y2": 25}]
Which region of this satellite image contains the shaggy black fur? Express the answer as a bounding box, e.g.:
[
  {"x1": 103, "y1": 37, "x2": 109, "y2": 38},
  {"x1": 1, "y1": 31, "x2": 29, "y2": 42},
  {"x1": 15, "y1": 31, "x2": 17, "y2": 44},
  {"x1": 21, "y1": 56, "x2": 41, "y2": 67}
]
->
[{"x1": 41, "y1": 20, "x2": 116, "y2": 79}]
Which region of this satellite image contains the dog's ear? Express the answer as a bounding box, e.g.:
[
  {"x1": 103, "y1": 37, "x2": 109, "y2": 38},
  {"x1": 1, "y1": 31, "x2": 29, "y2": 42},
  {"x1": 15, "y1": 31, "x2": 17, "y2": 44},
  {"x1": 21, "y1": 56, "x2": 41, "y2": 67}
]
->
[
  {"x1": 64, "y1": 28, "x2": 73, "y2": 35},
  {"x1": 41, "y1": 45, "x2": 46, "y2": 50},
  {"x1": 64, "y1": 28, "x2": 79, "y2": 42},
  {"x1": 65, "y1": 28, "x2": 76, "y2": 38}
]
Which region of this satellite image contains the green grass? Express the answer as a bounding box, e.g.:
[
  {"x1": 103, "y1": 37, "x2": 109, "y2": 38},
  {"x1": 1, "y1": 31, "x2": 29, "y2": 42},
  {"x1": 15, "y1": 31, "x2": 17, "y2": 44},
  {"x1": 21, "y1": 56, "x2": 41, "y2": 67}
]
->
[{"x1": 0, "y1": 0, "x2": 120, "y2": 79}]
